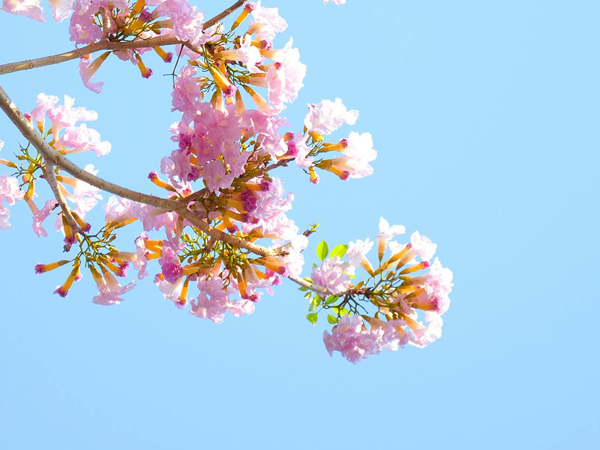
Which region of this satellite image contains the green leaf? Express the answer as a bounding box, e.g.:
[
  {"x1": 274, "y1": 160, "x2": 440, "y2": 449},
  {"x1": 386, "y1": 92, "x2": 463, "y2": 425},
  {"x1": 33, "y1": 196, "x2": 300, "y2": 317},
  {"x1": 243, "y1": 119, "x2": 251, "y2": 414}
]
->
[
  {"x1": 332, "y1": 306, "x2": 350, "y2": 316},
  {"x1": 330, "y1": 244, "x2": 348, "y2": 259},
  {"x1": 327, "y1": 314, "x2": 339, "y2": 324},
  {"x1": 309, "y1": 297, "x2": 320, "y2": 311},
  {"x1": 306, "y1": 313, "x2": 318, "y2": 325},
  {"x1": 326, "y1": 295, "x2": 338, "y2": 305},
  {"x1": 316, "y1": 241, "x2": 329, "y2": 261}
]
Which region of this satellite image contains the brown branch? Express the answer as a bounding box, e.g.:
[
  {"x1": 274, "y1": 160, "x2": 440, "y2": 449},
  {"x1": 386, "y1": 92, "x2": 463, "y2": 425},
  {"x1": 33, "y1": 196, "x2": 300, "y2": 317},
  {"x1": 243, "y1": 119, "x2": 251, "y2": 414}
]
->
[
  {"x1": 0, "y1": 35, "x2": 181, "y2": 76},
  {"x1": 99, "y1": 7, "x2": 112, "y2": 41},
  {"x1": 0, "y1": 0, "x2": 246, "y2": 76},
  {"x1": 288, "y1": 275, "x2": 330, "y2": 295},
  {"x1": 0, "y1": 85, "x2": 278, "y2": 259},
  {"x1": 204, "y1": 0, "x2": 246, "y2": 29}
]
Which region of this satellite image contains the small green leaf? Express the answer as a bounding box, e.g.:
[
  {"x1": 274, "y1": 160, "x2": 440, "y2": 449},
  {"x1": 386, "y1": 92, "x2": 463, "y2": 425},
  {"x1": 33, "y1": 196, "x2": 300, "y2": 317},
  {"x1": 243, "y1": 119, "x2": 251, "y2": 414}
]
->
[
  {"x1": 309, "y1": 297, "x2": 320, "y2": 311},
  {"x1": 316, "y1": 241, "x2": 329, "y2": 261},
  {"x1": 330, "y1": 244, "x2": 348, "y2": 259},
  {"x1": 327, "y1": 314, "x2": 339, "y2": 324},
  {"x1": 326, "y1": 295, "x2": 338, "y2": 305},
  {"x1": 306, "y1": 313, "x2": 318, "y2": 325},
  {"x1": 332, "y1": 306, "x2": 350, "y2": 316}
]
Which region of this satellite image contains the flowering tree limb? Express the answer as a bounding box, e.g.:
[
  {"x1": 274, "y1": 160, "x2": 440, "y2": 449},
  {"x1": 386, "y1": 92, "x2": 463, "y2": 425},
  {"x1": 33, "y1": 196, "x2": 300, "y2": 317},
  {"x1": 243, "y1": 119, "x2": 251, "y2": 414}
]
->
[
  {"x1": 0, "y1": 0, "x2": 454, "y2": 364},
  {"x1": 0, "y1": 0, "x2": 245, "y2": 76}
]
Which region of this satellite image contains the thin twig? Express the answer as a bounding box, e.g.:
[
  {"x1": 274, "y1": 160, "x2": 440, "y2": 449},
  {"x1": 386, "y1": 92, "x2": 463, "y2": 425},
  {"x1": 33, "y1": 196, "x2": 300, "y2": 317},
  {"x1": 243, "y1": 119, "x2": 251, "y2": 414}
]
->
[
  {"x1": 42, "y1": 159, "x2": 80, "y2": 233},
  {"x1": 288, "y1": 275, "x2": 330, "y2": 295},
  {"x1": 204, "y1": 0, "x2": 246, "y2": 29}
]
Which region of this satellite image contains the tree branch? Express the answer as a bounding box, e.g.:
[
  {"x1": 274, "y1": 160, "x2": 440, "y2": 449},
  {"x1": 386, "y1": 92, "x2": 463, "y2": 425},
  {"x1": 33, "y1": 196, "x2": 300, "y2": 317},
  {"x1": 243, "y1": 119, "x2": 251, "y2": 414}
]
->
[
  {"x1": 288, "y1": 275, "x2": 330, "y2": 295},
  {"x1": 0, "y1": 0, "x2": 246, "y2": 76},
  {"x1": 0, "y1": 35, "x2": 181, "y2": 76},
  {"x1": 99, "y1": 7, "x2": 112, "y2": 41},
  {"x1": 204, "y1": 0, "x2": 246, "y2": 29},
  {"x1": 0, "y1": 84, "x2": 278, "y2": 259}
]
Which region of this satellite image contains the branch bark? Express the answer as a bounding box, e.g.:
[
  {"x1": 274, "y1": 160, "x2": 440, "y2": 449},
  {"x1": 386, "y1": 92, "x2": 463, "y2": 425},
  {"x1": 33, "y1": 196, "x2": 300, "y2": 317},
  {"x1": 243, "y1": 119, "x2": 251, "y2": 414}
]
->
[
  {"x1": 0, "y1": 84, "x2": 277, "y2": 259},
  {"x1": 0, "y1": 0, "x2": 246, "y2": 76}
]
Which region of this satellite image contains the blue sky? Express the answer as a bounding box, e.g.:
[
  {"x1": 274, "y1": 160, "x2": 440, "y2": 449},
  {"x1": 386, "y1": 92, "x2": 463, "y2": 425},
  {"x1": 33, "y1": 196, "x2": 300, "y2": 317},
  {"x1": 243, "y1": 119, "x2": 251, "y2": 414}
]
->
[{"x1": 0, "y1": 1, "x2": 599, "y2": 449}]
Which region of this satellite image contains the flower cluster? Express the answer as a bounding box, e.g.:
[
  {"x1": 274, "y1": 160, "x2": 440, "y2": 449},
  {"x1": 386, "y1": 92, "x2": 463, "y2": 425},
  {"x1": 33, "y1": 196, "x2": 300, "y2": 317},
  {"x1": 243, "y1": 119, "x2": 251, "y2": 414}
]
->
[{"x1": 307, "y1": 218, "x2": 453, "y2": 363}]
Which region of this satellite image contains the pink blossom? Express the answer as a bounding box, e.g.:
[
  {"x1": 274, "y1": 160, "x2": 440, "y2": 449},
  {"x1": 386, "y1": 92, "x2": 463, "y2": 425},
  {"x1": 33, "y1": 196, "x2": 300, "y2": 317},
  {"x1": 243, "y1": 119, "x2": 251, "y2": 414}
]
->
[
  {"x1": 78, "y1": 55, "x2": 104, "y2": 93},
  {"x1": 154, "y1": 0, "x2": 206, "y2": 46},
  {"x1": 69, "y1": 0, "x2": 112, "y2": 44},
  {"x1": 243, "y1": 178, "x2": 292, "y2": 231},
  {"x1": 132, "y1": 233, "x2": 151, "y2": 279},
  {"x1": 48, "y1": 0, "x2": 74, "y2": 22},
  {"x1": 410, "y1": 231, "x2": 437, "y2": 262},
  {"x1": 159, "y1": 241, "x2": 183, "y2": 283},
  {"x1": 375, "y1": 217, "x2": 405, "y2": 258},
  {"x1": 304, "y1": 98, "x2": 359, "y2": 135},
  {"x1": 155, "y1": 274, "x2": 185, "y2": 305},
  {"x1": 30, "y1": 93, "x2": 59, "y2": 125},
  {"x1": 409, "y1": 314, "x2": 444, "y2": 348},
  {"x1": 421, "y1": 258, "x2": 453, "y2": 315},
  {"x1": 325, "y1": 131, "x2": 376, "y2": 179},
  {"x1": 311, "y1": 256, "x2": 351, "y2": 295},
  {"x1": 171, "y1": 66, "x2": 203, "y2": 124},
  {"x1": 46, "y1": 95, "x2": 98, "y2": 138},
  {"x1": 69, "y1": 1, "x2": 127, "y2": 43},
  {"x1": 93, "y1": 270, "x2": 135, "y2": 306},
  {"x1": 346, "y1": 238, "x2": 374, "y2": 271},
  {"x1": 137, "y1": 205, "x2": 178, "y2": 234},
  {"x1": 55, "y1": 124, "x2": 111, "y2": 156},
  {"x1": 323, "y1": 315, "x2": 385, "y2": 364},
  {"x1": 161, "y1": 148, "x2": 199, "y2": 190},
  {"x1": 1, "y1": 0, "x2": 45, "y2": 22},
  {"x1": 0, "y1": 205, "x2": 11, "y2": 230},
  {"x1": 0, "y1": 173, "x2": 25, "y2": 206},
  {"x1": 104, "y1": 196, "x2": 137, "y2": 223},
  {"x1": 190, "y1": 276, "x2": 255, "y2": 324},
  {"x1": 285, "y1": 134, "x2": 313, "y2": 169},
  {"x1": 426, "y1": 258, "x2": 454, "y2": 297},
  {"x1": 0, "y1": 174, "x2": 24, "y2": 230},
  {"x1": 203, "y1": 160, "x2": 234, "y2": 192},
  {"x1": 32, "y1": 199, "x2": 58, "y2": 237},
  {"x1": 218, "y1": 35, "x2": 263, "y2": 73},
  {"x1": 266, "y1": 39, "x2": 306, "y2": 110},
  {"x1": 59, "y1": 165, "x2": 102, "y2": 217},
  {"x1": 251, "y1": 1, "x2": 288, "y2": 44}
]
